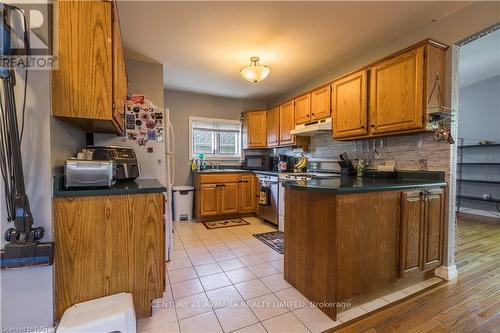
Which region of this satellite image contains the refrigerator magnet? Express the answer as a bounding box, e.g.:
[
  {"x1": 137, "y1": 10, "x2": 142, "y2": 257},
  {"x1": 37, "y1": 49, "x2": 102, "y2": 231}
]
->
[
  {"x1": 146, "y1": 119, "x2": 156, "y2": 129},
  {"x1": 126, "y1": 114, "x2": 135, "y2": 130},
  {"x1": 147, "y1": 129, "x2": 156, "y2": 141},
  {"x1": 156, "y1": 128, "x2": 164, "y2": 142}
]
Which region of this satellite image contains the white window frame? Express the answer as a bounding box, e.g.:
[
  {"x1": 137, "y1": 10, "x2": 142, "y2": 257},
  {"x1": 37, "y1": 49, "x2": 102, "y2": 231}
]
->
[{"x1": 189, "y1": 116, "x2": 242, "y2": 161}]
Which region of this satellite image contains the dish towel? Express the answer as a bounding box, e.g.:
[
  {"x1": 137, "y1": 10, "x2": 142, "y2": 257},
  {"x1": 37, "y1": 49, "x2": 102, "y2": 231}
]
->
[{"x1": 259, "y1": 185, "x2": 271, "y2": 206}]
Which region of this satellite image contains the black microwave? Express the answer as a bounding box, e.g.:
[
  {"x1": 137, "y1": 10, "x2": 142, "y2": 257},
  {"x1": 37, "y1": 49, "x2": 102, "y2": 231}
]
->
[{"x1": 243, "y1": 155, "x2": 272, "y2": 171}]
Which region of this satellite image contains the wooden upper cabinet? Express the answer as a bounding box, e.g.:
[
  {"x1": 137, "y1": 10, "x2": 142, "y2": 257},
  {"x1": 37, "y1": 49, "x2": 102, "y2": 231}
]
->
[
  {"x1": 52, "y1": 0, "x2": 127, "y2": 134},
  {"x1": 279, "y1": 101, "x2": 295, "y2": 145},
  {"x1": 112, "y1": 0, "x2": 127, "y2": 133},
  {"x1": 266, "y1": 107, "x2": 280, "y2": 147},
  {"x1": 331, "y1": 69, "x2": 368, "y2": 139},
  {"x1": 422, "y1": 188, "x2": 444, "y2": 271},
  {"x1": 369, "y1": 47, "x2": 424, "y2": 134},
  {"x1": 294, "y1": 94, "x2": 311, "y2": 125},
  {"x1": 242, "y1": 111, "x2": 267, "y2": 148},
  {"x1": 310, "y1": 85, "x2": 331, "y2": 121}
]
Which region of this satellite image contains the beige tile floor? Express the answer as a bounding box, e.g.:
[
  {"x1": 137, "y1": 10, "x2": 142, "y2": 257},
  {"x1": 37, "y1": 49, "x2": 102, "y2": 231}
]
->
[{"x1": 139, "y1": 217, "x2": 443, "y2": 333}]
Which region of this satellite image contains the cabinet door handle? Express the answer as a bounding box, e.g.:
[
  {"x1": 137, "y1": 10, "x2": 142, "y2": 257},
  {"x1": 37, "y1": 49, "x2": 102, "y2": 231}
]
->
[
  {"x1": 370, "y1": 124, "x2": 375, "y2": 128},
  {"x1": 361, "y1": 125, "x2": 365, "y2": 129},
  {"x1": 239, "y1": 180, "x2": 249, "y2": 183}
]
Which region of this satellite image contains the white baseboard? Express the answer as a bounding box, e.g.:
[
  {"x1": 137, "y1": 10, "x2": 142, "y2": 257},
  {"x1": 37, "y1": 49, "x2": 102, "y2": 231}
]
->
[
  {"x1": 459, "y1": 208, "x2": 500, "y2": 219},
  {"x1": 435, "y1": 265, "x2": 458, "y2": 281}
]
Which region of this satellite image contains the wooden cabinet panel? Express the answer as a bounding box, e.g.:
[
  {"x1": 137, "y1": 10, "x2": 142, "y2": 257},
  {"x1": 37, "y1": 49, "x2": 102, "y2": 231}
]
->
[
  {"x1": 422, "y1": 188, "x2": 444, "y2": 271},
  {"x1": 52, "y1": 0, "x2": 126, "y2": 134},
  {"x1": 294, "y1": 94, "x2": 311, "y2": 125},
  {"x1": 311, "y1": 86, "x2": 331, "y2": 121},
  {"x1": 369, "y1": 47, "x2": 424, "y2": 134},
  {"x1": 54, "y1": 193, "x2": 164, "y2": 320},
  {"x1": 279, "y1": 101, "x2": 295, "y2": 145},
  {"x1": 200, "y1": 185, "x2": 219, "y2": 216},
  {"x1": 331, "y1": 70, "x2": 368, "y2": 139},
  {"x1": 242, "y1": 111, "x2": 267, "y2": 148},
  {"x1": 112, "y1": 0, "x2": 127, "y2": 133},
  {"x1": 239, "y1": 174, "x2": 257, "y2": 213},
  {"x1": 220, "y1": 183, "x2": 239, "y2": 214},
  {"x1": 266, "y1": 107, "x2": 280, "y2": 147},
  {"x1": 52, "y1": 1, "x2": 112, "y2": 121},
  {"x1": 400, "y1": 191, "x2": 424, "y2": 277},
  {"x1": 400, "y1": 188, "x2": 444, "y2": 276},
  {"x1": 200, "y1": 173, "x2": 240, "y2": 184}
]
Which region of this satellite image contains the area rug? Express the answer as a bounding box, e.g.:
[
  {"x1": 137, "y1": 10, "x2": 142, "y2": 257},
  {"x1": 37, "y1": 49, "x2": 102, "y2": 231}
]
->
[
  {"x1": 253, "y1": 231, "x2": 284, "y2": 254},
  {"x1": 202, "y1": 218, "x2": 250, "y2": 230}
]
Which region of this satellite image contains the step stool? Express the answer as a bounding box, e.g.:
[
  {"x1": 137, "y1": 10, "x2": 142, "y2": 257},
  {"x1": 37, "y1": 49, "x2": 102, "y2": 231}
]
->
[{"x1": 57, "y1": 292, "x2": 136, "y2": 333}]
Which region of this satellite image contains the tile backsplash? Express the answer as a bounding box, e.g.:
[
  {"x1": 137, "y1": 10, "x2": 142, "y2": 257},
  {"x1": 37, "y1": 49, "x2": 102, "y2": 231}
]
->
[{"x1": 274, "y1": 132, "x2": 451, "y2": 175}]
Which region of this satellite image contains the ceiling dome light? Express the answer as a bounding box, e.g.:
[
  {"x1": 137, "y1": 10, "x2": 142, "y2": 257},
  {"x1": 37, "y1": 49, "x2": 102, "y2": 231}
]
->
[{"x1": 240, "y1": 56, "x2": 270, "y2": 83}]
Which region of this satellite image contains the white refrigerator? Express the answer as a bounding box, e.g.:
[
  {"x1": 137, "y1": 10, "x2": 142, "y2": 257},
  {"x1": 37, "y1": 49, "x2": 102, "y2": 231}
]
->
[
  {"x1": 94, "y1": 106, "x2": 174, "y2": 261},
  {"x1": 164, "y1": 108, "x2": 175, "y2": 261}
]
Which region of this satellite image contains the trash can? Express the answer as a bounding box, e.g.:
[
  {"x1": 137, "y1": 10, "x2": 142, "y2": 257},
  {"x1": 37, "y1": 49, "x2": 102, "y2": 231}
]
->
[{"x1": 172, "y1": 185, "x2": 194, "y2": 221}]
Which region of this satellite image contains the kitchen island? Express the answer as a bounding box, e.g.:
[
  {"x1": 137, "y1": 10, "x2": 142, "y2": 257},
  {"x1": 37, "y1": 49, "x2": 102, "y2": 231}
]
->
[
  {"x1": 52, "y1": 176, "x2": 166, "y2": 320},
  {"x1": 282, "y1": 173, "x2": 447, "y2": 321}
]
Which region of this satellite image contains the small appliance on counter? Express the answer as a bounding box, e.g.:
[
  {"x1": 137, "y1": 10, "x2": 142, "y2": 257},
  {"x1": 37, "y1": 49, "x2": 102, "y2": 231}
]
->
[
  {"x1": 64, "y1": 160, "x2": 115, "y2": 188},
  {"x1": 243, "y1": 154, "x2": 273, "y2": 171},
  {"x1": 88, "y1": 146, "x2": 141, "y2": 181}
]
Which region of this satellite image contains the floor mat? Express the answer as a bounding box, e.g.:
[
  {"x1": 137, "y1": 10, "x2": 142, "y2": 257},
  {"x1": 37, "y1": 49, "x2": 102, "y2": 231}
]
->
[
  {"x1": 253, "y1": 231, "x2": 284, "y2": 254},
  {"x1": 202, "y1": 218, "x2": 250, "y2": 230}
]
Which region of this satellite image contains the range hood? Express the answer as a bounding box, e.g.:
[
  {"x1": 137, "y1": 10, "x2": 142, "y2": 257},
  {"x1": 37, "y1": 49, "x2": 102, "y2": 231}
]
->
[{"x1": 290, "y1": 117, "x2": 332, "y2": 136}]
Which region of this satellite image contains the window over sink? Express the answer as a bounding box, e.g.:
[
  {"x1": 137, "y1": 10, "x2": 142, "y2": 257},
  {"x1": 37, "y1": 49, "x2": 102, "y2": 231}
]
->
[{"x1": 189, "y1": 116, "x2": 242, "y2": 160}]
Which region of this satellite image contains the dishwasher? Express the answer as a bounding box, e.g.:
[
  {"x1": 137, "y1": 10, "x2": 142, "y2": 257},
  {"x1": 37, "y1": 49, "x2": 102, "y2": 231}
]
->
[{"x1": 257, "y1": 174, "x2": 279, "y2": 226}]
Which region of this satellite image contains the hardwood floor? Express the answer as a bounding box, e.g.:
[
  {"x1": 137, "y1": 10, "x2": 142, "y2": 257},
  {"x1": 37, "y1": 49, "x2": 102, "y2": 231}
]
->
[{"x1": 333, "y1": 212, "x2": 500, "y2": 333}]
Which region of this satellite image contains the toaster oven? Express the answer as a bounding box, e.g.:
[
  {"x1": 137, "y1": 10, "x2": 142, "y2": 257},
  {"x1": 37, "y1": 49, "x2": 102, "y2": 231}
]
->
[{"x1": 64, "y1": 160, "x2": 115, "y2": 188}]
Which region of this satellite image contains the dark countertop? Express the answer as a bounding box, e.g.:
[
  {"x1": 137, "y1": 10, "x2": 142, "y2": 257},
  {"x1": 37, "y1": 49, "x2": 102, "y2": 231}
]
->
[
  {"x1": 193, "y1": 169, "x2": 251, "y2": 174},
  {"x1": 53, "y1": 175, "x2": 167, "y2": 197},
  {"x1": 193, "y1": 169, "x2": 281, "y2": 176},
  {"x1": 282, "y1": 174, "x2": 447, "y2": 194}
]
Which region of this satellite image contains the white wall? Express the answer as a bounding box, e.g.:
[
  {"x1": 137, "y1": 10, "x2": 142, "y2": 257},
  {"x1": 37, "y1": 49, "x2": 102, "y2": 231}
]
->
[
  {"x1": 0, "y1": 70, "x2": 54, "y2": 329},
  {"x1": 164, "y1": 89, "x2": 265, "y2": 186},
  {"x1": 459, "y1": 75, "x2": 500, "y2": 142},
  {"x1": 458, "y1": 75, "x2": 500, "y2": 217}
]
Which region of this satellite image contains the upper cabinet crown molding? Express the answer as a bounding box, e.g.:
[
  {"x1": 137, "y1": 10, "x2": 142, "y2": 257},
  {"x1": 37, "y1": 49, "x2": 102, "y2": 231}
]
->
[{"x1": 52, "y1": 0, "x2": 128, "y2": 135}]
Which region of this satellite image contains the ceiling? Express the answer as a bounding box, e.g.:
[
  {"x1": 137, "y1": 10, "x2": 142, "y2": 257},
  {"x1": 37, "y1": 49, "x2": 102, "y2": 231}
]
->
[
  {"x1": 118, "y1": 1, "x2": 470, "y2": 101},
  {"x1": 459, "y1": 28, "x2": 500, "y2": 88}
]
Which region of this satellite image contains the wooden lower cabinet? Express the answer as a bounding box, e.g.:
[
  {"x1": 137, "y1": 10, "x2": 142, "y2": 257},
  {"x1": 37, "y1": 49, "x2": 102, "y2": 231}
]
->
[
  {"x1": 194, "y1": 173, "x2": 257, "y2": 219},
  {"x1": 53, "y1": 192, "x2": 165, "y2": 320},
  {"x1": 199, "y1": 184, "x2": 219, "y2": 216},
  {"x1": 239, "y1": 174, "x2": 258, "y2": 213},
  {"x1": 284, "y1": 186, "x2": 446, "y2": 320},
  {"x1": 422, "y1": 188, "x2": 445, "y2": 271},
  {"x1": 220, "y1": 183, "x2": 239, "y2": 214},
  {"x1": 400, "y1": 188, "x2": 444, "y2": 277}
]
